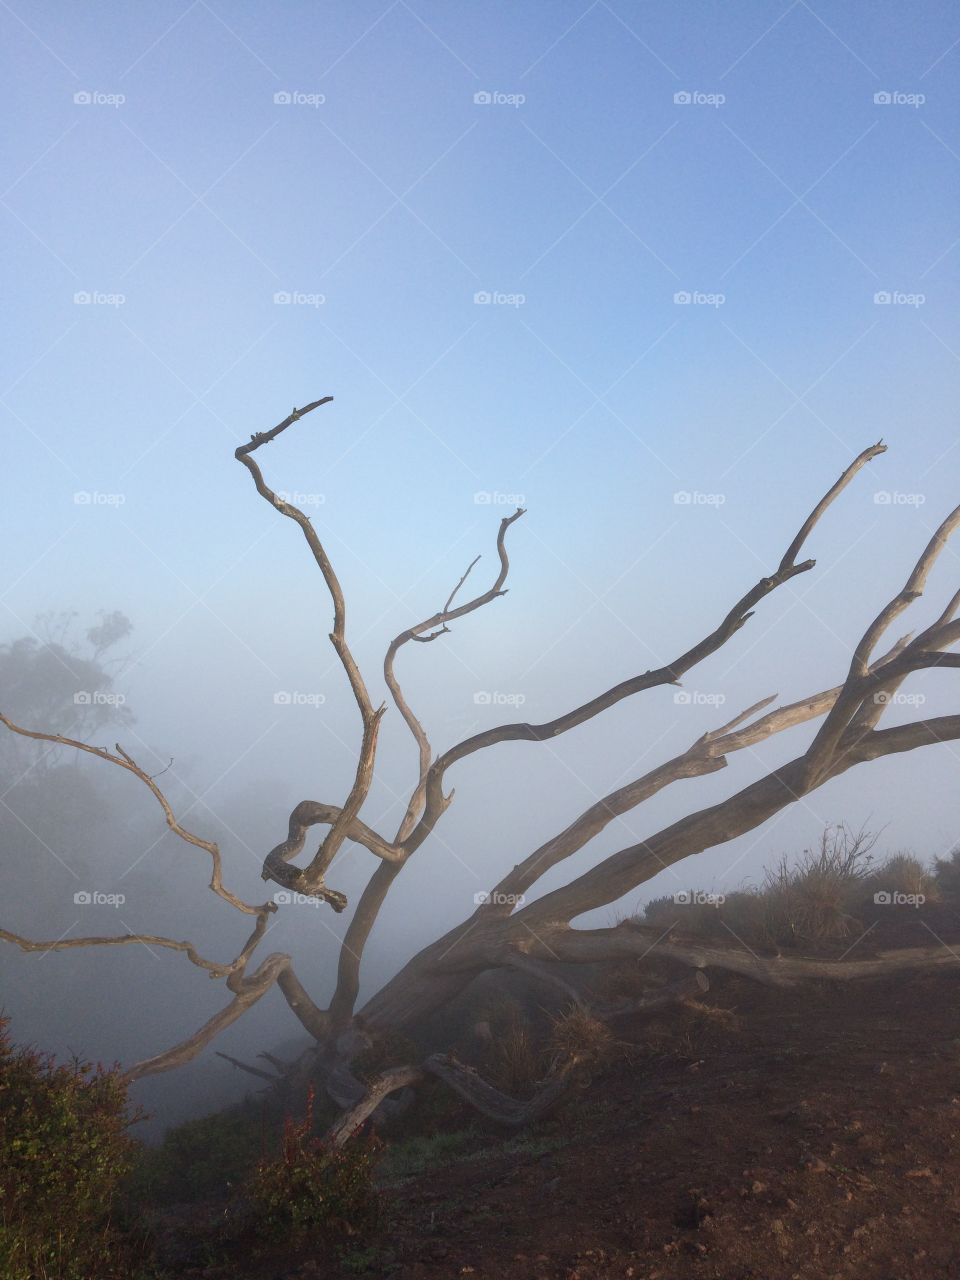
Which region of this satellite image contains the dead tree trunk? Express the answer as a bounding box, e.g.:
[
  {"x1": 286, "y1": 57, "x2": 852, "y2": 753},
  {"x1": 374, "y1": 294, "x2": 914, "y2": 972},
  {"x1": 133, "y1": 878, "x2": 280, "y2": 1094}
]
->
[{"x1": 5, "y1": 398, "x2": 960, "y2": 1134}]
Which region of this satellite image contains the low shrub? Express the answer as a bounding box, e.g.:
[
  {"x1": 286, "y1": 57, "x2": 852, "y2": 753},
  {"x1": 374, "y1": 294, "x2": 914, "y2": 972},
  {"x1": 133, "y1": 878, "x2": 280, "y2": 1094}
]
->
[
  {"x1": 934, "y1": 845, "x2": 960, "y2": 896},
  {"x1": 0, "y1": 1017, "x2": 145, "y2": 1280},
  {"x1": 126, "y1": 1098, "x2": 266, "y2": 1206},
  {"x1": 246, "y1": 1086, "x2": 381, "y2": 1245},
  {"x1": 863, "y1": 852, "x2": 937, "y2": 905}
]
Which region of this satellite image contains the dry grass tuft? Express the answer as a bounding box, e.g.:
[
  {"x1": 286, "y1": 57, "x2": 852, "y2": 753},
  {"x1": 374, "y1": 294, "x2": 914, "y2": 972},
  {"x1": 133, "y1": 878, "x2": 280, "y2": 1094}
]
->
[{"x1": 548, "y1": 1004, "x2": 617, "y2": 1070}]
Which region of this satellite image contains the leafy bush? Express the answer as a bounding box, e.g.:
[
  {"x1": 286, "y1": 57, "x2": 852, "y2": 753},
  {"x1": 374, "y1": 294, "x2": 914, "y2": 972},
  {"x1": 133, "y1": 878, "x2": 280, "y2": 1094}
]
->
[
  {"x1": 247, "y1": 1086, "x2": 381, "y2": 1244},
  {"x1": 127, "y1": 1097, "x2": 266, "y2": 1206},
  {"x1": 933, "y1": 846, "x2": 960, "y2": 896},
  {"x1": 0, "y1": 1017, "x2": 144, "y2": 1280}
]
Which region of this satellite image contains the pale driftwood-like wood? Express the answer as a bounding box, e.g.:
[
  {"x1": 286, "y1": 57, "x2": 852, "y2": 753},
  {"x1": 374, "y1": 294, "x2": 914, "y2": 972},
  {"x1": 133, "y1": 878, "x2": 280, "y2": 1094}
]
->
[
  {"x1": 0, "y1": 716, "x2": 264, "y2": 916},
  {"x1": 327, "y1": 969, "x2": 711, "y2": 1143},
  {"x1": 122, "y1": 952, "x2": 291, "y2": 1082},
  {"x1": 7, "y1": 405, "x2": 960, "y2": 1122},
  {"x1": 537, "y1": 922, "x2": 960, "y2": 987},
  {"x1": 400, "y1": 440, "x2": 890, "y2": 864},
  {"x1": 326, "y1": 1065, "x2": 424, "y2": 1145},
  {"x1": 0, "y1": 927, "x2": 234, "y2": 977},
  {"x1": 235, "y1": 397, "x2": 385, "y2": 903}
]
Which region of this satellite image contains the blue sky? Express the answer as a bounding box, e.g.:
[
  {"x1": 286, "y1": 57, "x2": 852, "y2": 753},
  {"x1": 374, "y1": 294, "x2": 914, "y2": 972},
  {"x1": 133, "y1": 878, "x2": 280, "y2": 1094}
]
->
[{"x1": 2, "y1": 2, "x2": 960, "y2": 1117}]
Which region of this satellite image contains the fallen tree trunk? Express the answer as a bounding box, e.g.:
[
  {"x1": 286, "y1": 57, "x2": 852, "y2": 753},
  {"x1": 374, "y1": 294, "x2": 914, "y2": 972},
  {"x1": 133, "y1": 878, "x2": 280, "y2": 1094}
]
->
[{"x1": 326, "y1": 968, "x2": 711, "y2": 1144}]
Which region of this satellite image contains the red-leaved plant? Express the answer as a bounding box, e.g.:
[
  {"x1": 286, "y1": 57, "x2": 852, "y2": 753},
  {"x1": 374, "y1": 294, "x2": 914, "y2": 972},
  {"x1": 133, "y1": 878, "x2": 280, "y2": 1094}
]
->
[{"x1": 247, "y1": 1085, "x2": 381, "y2": 1243}]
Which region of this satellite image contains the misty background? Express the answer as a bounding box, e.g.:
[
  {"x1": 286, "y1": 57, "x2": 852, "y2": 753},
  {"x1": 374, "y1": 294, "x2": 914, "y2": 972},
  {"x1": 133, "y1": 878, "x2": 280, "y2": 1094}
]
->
[{"x1": 2, "y1": 1, "x2": 959, "y2": 1137}]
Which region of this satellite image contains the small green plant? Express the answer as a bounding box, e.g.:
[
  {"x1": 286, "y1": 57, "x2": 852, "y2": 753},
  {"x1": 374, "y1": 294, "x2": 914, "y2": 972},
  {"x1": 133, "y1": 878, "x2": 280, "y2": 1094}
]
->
[
  {"x1": 247, "y1": 1086, "x2": 381, "y2": 1245},
  {"x1": 380, "y1": 1126, "x2": 480, "y2": 1180},
  {"x1": 0, "y1": 1016, "x2": 145, "y2": 1280}
]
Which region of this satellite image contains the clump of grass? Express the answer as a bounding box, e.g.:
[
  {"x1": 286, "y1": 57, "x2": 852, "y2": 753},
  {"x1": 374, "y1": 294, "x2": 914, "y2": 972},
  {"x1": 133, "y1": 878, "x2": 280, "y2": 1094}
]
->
[
  {"x1": 476, "y1": 998, "x2": 542, "y2": 1095},
  {"x1": 379, "y1": 1127, "x2": 479, "y2": 1181},
  {"x1": 548, "y1": 1004, "x2": 617, "y2": 1072},
  {"x1": 756, "y1": 826, "x2": 875, "y2": 947},
  {"x1": 680, "y1": 1000, "x2": 741, "y2": 1033}
]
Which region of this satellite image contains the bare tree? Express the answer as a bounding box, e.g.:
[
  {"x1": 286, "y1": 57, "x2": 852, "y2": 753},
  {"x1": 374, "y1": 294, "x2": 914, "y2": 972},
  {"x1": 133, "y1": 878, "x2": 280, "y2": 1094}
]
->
[{"x1": 4, "y1": 398, "x2": 960, "y2": 1136}]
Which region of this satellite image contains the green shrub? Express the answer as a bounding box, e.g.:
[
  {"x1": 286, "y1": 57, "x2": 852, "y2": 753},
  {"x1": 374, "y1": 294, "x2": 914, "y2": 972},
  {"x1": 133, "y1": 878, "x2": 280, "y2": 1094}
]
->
[
  {"x1": 247, "y1": 1086, "x2": 381, "y2": 1245},
  {"x1": 0, "y1": 1017, "x2": 143, "y2": 1280},
  {"x1": 127, "y1": 1098, "x2": 266, "y2": 1206},
  {"x1": 934, "y1": 846, "x2": 960, "y2": 896}
]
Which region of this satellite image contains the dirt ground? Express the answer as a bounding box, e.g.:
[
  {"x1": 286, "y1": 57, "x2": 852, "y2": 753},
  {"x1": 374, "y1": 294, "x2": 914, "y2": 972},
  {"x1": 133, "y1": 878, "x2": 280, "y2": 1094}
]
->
[
  {"x1": 368, "y1": 966, "x2": 960, "y2": 1280},
  {"x1": 163, "y1": 906, "x2": 960, "y2": 1280}
]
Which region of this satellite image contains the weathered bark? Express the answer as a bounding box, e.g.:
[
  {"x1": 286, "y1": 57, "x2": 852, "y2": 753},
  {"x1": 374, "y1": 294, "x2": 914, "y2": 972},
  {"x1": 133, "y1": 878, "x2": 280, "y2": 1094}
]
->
[
  {"x1": 5, "y1": 402, "x2": 960, "y2": 1122},
  {"x1": 327, "y1": 970, "x2": 711, "y2": 1143}
]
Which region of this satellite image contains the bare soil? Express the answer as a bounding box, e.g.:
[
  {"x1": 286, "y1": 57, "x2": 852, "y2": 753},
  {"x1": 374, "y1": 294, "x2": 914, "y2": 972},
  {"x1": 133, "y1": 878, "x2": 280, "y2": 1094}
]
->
[{"x1": 167, "y1": 907, "x2": 960, "y2": 1280}]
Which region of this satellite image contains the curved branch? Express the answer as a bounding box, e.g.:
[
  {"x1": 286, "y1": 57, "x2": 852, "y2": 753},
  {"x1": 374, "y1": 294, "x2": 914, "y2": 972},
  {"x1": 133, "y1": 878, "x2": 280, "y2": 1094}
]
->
[
  {"x1": 122, "y1": 952, "x2": 291, "y2": 1082},
  {"x1": 515, "y1": 705, "x2": 960, "y2": 929},
  {"x1": 0, "y1": 927, "x2": 234, "y2": 977},
  {"x1": 385, "y1": 507, "x2": 525, "y2": 841},
  {"x1": 235, "y1": 399, "x2": 385, "y2": 904},
  {"x1": 541, "y1": 922, "x2": 960, "y2": 988},
  {"x1": 804, "y1": 502, "x2": 960, "y2": 777},
  {"x1": 481, "y1": 637, "x2": 909, "y2": 916},
  {"x1": 0, "y1": 716, "x2": 264, "y2": 916},
  {"x1": 403, "y1": 441, "x2": 887, "y2": 857},
  {"x1": 260, "y1": 800, "x2": 402, "y2": 896}
]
